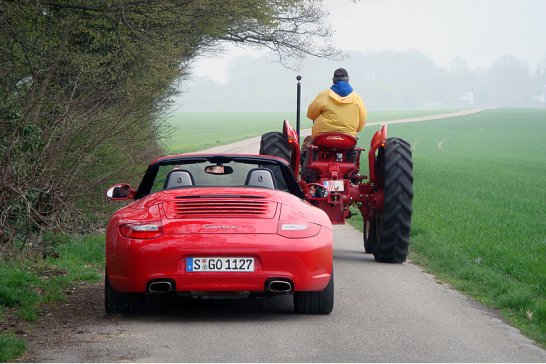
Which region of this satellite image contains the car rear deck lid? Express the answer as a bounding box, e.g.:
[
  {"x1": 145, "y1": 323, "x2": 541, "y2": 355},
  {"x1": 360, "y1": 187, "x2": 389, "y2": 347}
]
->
[
  {"x1": 164, "y1": 195, "x2": 277, "y2": 219},
  {"x1": 175, "y1": 194, "x2": 265, "y2": 199}
]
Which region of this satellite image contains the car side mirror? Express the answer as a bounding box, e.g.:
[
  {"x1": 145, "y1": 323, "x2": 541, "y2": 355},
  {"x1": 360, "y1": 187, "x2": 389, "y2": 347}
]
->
[
  {"x1": 106, "y1": 183, "x2": 135, "y2": 200},
  {"x1": 306, "y1": 184, "x2": 328, "y2": 199}
]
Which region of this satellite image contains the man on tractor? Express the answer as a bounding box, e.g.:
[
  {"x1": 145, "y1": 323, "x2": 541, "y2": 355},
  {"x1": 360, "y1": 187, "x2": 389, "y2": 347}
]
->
[
  {"x1": 301, "y1": 68, "x2": 367, "y2": 176},
  {"x1": 307, "y1": 67, "x2": 367, "y2": 140}
]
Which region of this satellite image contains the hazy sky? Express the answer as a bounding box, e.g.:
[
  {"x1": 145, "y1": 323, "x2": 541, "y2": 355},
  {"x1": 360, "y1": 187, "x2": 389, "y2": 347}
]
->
[{"x1": 192, "y1": 0, "x2": 546, "y2": 83}]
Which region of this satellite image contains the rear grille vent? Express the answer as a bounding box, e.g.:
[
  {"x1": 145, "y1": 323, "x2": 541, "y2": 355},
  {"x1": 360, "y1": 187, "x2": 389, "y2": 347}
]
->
[{"x1": 166, "y1": 197, "x2": 277, "y2": 219}]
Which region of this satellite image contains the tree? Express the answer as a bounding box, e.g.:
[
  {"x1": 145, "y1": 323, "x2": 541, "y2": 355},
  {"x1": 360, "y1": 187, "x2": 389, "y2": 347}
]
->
[
  {"x1": 447, "y1": 57, "x2": 479, "y2": 106},
  {"x1": 0, "y1": 0, "x2": 336, "y2": 252},
  {"x1": 484, "y1": 56, "x2": 533, "y2": 106}
]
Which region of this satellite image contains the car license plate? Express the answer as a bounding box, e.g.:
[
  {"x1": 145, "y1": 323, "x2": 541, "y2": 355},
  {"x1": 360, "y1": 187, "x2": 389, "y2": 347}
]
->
[
  {"x1": 324, "y1": 180, "x2": 344, "y2": 192},
  {"x1": 186, "y1": 257, "x2": 254, "y2": 272}
]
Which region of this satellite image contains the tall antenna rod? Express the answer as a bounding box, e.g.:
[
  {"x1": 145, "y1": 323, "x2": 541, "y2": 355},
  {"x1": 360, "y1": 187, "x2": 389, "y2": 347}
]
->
[{"x1": 296, "y1": 75, "x2": 302, "y2": 141}]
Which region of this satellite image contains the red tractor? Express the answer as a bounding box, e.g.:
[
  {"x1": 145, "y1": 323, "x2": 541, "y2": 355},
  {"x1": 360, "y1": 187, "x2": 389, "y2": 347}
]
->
[{"x1": 259, "y1": 77, "x2": 413, "y2": 263}]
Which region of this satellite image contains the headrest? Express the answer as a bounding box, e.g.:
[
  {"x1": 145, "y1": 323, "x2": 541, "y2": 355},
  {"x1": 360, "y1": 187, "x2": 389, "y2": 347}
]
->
[
  {"x1": 245, "y1": 168, "x2": 276, "y2": 189},
  {"x1": 163, "y1": 169, "x2": 194, "y2": 189}
]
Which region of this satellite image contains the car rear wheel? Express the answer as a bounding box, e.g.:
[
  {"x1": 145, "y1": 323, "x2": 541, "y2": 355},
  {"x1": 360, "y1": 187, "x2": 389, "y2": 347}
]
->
[
  {"x1": 373, "y1": 138, "x2": 413, "y2": 263},
  {"x1": 105, "y1": 271, "x2": 145, "y2": 315},
  {"x1": 294, "y1": 273, "x2": 334, "y2": 314}
]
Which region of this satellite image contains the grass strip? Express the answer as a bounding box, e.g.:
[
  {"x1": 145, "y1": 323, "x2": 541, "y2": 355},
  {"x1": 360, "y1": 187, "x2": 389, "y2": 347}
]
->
[
  {"x1": 0, "y1": 233, "x2": 105, "y2": 361},
  {"x1": 0, "y1": 332, "x2": 26, "y2": 362}
]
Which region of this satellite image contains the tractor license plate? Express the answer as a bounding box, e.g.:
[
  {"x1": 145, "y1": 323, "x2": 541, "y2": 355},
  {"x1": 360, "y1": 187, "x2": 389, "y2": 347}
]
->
[
  {"x1": 186, "y1": 257, "x2": 254, "y2": 272},
  {"x1": 324, "y1": 180, "x2": 344, "y2": 192}
]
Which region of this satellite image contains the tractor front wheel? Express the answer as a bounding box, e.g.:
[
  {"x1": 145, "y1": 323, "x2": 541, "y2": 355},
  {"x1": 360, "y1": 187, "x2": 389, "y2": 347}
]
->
[{"x1": 373, "y1": 138, "x2": 413, "y2": 263}]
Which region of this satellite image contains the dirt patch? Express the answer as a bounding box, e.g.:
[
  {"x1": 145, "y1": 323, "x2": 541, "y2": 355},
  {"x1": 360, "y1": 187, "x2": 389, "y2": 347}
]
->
[
  {"x1": 1, "y1": 308, "x2": 31, "y2": 338},
  {"x1": 17, "y1": 280, "x2": 116, "y2": 362},
  {"x1": 366, "y1": 107, "x2": 495, "y2": 126}
]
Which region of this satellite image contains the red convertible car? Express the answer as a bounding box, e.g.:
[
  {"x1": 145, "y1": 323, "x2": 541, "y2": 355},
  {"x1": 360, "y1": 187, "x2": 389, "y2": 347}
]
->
[{"x1": 105, "y1": 154, "x2": 334, "y2": 315}]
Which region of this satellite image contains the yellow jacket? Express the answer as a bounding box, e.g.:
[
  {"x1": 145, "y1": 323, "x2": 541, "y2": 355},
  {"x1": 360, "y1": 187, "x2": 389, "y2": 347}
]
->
[{"x1": 307, "y1": 88, "x2": 367, "y2": 138}]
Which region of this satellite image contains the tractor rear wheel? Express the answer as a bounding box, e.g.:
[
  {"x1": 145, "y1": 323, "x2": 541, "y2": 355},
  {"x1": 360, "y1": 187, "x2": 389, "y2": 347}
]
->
[
  {"x1": 259, "y1": 132, "x2": 291, "y2": 163},
  {"x1": 373, "y1": 138, "x2": 413, "y2": 263}
]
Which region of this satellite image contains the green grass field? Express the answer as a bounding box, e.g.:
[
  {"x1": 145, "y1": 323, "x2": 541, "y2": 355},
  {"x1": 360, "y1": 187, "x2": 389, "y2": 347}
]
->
[
  {"x1": 165, "y1": 109, "x2": 459, "y2": 153},
  {"x1": 352, "y1": 108, "x2": 546, "y2": 345}
]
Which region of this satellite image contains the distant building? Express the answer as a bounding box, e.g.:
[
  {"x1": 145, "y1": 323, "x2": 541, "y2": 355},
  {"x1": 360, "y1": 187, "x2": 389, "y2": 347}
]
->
[{"x1": 460, "y1": 92, "x2": 474, "y2": 105}]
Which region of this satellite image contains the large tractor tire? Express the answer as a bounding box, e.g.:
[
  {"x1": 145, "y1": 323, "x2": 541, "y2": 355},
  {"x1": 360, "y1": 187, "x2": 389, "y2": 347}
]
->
[
  {"x1": 294, "y1": 273, "x2": 334, "y2": 314},
  {"x1": 105, "y1": 271, "x2": 145, "y2": 315},
  {"x1": 372, "y1": 138, "x2": 413, "y2": 263},
  {"x1": 259, "y1": 132, "x2": 291, "y2": 162}
]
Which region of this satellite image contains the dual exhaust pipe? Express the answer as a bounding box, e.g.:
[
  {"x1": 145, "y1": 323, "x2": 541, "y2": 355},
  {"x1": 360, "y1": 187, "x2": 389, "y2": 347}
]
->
[
  {"x1": 147, "y1": 279, "x2": 293, "y2": 294},
  {"x1": 148, "y1": 280, "x2": 174, "y2": 294},
  {"x1": 267, "y1": 280, "x2": 293, "y2": 293}
]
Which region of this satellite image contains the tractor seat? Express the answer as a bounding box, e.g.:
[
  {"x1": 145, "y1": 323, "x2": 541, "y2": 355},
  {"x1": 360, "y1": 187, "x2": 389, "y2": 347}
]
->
[{"x1": 313, "y1": 132, "x2": 357, "y2": 150}]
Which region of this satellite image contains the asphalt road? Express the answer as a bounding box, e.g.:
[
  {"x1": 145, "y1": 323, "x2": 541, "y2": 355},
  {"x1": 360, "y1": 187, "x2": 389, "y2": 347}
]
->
[
  {"x1": 27, "y1": 224, "x2": 546, "y2": 362},
  {"x1": 26, "y1": 113, "x2": 546, "y2": 362}
]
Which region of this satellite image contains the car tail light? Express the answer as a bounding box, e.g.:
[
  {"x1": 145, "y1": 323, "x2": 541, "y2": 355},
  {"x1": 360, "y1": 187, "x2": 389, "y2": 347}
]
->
[
  {"x1": 119, "y1": 221, "x2": 163, "y2": 239},
  {"x1": 277, "y1": 221, "x2": 321, "y2": 238}
]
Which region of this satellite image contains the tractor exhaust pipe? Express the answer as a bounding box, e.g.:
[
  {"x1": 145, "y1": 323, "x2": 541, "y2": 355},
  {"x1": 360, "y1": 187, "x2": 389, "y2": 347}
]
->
[
  {"x1": 296, "y1": 75, "x2": 302, "y2": 142},
  {"x1": 268, "y1": 280, "x2": 293, "y2": 293},
  {"x1": 148, "y1": 281, "x2": 174, "y2": 294}
]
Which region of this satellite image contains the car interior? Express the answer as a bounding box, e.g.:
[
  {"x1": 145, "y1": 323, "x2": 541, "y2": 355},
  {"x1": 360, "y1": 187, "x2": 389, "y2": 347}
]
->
[{"x1": 138, "y1": 156, "x2": 304, "y2": 199}]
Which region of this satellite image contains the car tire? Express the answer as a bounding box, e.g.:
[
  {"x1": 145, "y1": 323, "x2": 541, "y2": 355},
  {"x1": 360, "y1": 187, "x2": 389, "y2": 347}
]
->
[
  {"x1": 105, "y1": 271, "x2": 145, "y2": 315},
  {"x1": 294, "y1": 273, "x2": 334, "y2": 314},
  {"x1": 259, "y1": 132, "x2": 291, "y2": 163},
  {"x1": 373, "y1": 138, "x2": 413, "y2": 263}
]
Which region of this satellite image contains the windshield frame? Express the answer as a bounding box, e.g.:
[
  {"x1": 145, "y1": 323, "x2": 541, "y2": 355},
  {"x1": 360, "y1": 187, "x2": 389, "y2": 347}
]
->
[{"x1": 135, "y1": 154, "x2": 303, "y2": 200}]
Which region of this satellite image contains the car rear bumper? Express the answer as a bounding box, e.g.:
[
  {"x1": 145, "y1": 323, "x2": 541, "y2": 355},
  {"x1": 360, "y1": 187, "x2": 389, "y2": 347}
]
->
[{"x1": 107, "y1": 230, "x2": 333, "y2": 294}]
